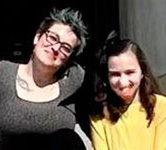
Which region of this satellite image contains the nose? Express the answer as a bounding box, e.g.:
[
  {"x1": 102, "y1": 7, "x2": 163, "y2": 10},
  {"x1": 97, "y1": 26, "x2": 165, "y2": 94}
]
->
[
  {"x1": 118, "y1": 74, "x2": 130, "y2": 90},
  {"x1": 51, "y1": 43, "x2": 61, "y2": 52}
]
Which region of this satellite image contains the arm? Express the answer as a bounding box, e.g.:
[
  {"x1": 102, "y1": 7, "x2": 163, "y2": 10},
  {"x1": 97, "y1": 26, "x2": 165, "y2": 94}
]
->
[
  {"x1": 91, "y1": 117, "x2": 109, "y2": 150},
  {"x1": 153, "y1": 95, "x2": 166, "y2": 150},
  {"x1": 153, "y1": 114, "x2": 166, "y2": 150},
  {"x1": 74, "y1": 124, "x2": 93, "y2": 150}
]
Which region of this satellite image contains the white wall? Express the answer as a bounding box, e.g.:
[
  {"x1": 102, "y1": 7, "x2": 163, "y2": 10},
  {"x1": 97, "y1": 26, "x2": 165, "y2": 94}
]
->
[
  {"x1": 119, "y1": 0, "x2": 166, "y2": 76},
  {"x1": 119, "y1": 0, "x2": 166, "y2": 94}
]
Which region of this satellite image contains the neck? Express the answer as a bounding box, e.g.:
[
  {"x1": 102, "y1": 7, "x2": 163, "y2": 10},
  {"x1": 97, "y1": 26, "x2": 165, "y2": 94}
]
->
[
  {"x1": 132, "y1": 89, "x2": 140, "y2": 104},
  {"x1": 26, "y1": 59, "x2": 58, "y2": 87}
]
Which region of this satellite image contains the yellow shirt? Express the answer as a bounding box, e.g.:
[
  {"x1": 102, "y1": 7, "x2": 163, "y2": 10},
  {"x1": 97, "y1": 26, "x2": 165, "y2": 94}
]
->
[{"x1": 91, "y1": 94, "x2": 166, "y2": 150}]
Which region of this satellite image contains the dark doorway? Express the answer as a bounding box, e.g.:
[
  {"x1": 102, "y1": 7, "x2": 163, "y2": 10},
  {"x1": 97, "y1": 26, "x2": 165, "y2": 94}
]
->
[{"x1": 1, "y1": 0, "x2": 119, "y2": 63}]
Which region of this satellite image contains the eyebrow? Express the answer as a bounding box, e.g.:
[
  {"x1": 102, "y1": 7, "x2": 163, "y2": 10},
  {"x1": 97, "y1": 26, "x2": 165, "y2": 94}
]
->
[
  {"x1": 108, "y1": 68, "x2": 136, "y2": 72},
  {"x1": 47, "y1": 30, "x2": 73, "y2": 49}
]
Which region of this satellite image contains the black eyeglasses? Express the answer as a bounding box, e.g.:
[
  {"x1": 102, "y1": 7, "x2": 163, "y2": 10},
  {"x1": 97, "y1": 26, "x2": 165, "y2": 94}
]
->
[{"x1": 45, "y1": 30, "x2": 73, "y2": 56}]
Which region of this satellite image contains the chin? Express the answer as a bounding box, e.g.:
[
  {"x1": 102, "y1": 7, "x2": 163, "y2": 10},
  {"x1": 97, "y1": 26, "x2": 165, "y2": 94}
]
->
[
  {"x1": 53, "y1": 61, "x2": 64, "y2": 68},
  {"x1": 123, "y1": 98, "x2": 133, "y2": 104},
  {"x1": 119, "y1": 94, "x2": 134, "y2": 104}
]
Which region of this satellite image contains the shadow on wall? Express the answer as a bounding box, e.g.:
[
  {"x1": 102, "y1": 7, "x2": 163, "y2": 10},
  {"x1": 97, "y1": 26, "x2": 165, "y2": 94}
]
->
[{"x1": 157, "y1": 73, "x2": 166, "y2": 96}]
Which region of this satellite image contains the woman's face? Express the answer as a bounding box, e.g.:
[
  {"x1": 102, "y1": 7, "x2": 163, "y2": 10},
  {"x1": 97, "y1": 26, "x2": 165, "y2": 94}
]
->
[
  {"x1": 33, "y1": 23, "x2": 80, "y2": 70},
  {"x1": 107, "y1": 48, "x2": 143, "y2": 103}
]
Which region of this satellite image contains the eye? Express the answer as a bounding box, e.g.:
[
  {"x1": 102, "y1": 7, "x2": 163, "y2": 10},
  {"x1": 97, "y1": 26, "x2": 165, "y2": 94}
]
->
[
  {"x1": 60, "y1": 45, "x2": 72, "y2": 54},
  {"x1": 108, "y1": 72, "x2": 121, "y2": 77},
  {"x1": 48, "y1": 34, "x2": 59, "y2": 43},
  {"x1": 125, "y1": 70, "x2": 135, "y2": 75},
  {"x1": 61, "y1": 43, "x2": 72, "y2": 54}
]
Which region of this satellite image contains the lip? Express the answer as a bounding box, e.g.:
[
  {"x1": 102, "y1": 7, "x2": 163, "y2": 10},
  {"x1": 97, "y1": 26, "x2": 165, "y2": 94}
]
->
[
  {"x1": 118, "y1": 90, "x2": 133, "y2": 100},
  {"x1": 52, "y1": 49, "x2": 59, "y2": 59},
  {"x1": 116, "y1": 88, "x2": 132, "y2": 96},
  {"x1": 44, "y1": 50, "x2": 57, "y2": 60}
]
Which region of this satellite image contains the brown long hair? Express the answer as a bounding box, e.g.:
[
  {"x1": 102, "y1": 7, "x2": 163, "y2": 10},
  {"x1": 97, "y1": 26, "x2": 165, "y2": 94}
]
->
[{"x1": 93, "y1": 37, "x2": 161, "y2": 127}]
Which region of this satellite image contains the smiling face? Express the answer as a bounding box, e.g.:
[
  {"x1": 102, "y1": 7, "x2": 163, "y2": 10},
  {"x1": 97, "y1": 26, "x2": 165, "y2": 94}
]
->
[
  {"x1": 33, "y1": 23, "x2": 80, "y2": 70},
  {"x1": 107, "y1": 47, "x2": 143, "y2": 103}
]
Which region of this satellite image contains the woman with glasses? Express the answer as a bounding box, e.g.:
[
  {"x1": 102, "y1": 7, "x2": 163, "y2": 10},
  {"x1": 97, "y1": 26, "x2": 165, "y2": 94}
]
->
[
  {"x1": 90, "y1": 31, "x2": 166, "y2": 150},
  {"x1": 0, "y1": 7, "x2": 91, "y2": 150}
]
